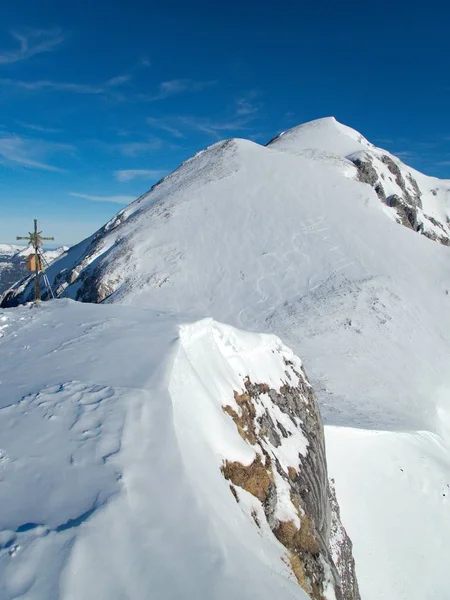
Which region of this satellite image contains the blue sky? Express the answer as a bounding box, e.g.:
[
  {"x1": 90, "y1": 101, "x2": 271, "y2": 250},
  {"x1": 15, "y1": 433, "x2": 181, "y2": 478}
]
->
[{"x1": 0, "y1": 0, "x2": 449, "y2": 245}]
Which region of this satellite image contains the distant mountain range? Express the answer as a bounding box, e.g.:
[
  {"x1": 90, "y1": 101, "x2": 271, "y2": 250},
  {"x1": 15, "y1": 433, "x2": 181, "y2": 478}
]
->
[{"x1": 0, "y1": 244, "x2": 67, "y2": 299}]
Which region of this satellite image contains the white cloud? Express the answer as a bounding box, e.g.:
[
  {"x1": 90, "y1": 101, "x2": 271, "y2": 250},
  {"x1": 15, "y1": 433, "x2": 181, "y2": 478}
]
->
[
  {"x1": 114, "y1": 169, "x2": 166, "y2": 182},
  {"x1": 0, "y1": 135, "x2": 71, "y2": 171},
  {"x1": 17, "y1": 122, "x2": 62, "y2": 134},
  {"x1": 146, "y1": 115, "x2": 251, "y2": 140},
  {"x1": 146, "y1": 117, "x2": 185, "y2": 138},
  {"x1": 146, "y1": 95, "x2": 260, "y2": 140},
  {"x1": 106, "y1": 74, "x2": 132, "y2": 87},
  {"x1": 115, "y1": 140, "x2": 163, "y2": 157},
  {"x1": 0, "y1": 73, "x2": 131, "y2": 95},
  {"x1": 235, "y1": 94, "x2": 260, "y2": 116},
  {"x1": 0, "y1": 78, "x2": 104, "y2": 94},
  {"x1": 0, "y1": 29, "x2": 64, "y2": 65},
  {"x1": 143, "y1": 79, "x2": 216, "y2": 101},
  {"x1": 70, "y1": 193, "x2": 134, "y2": 204}
]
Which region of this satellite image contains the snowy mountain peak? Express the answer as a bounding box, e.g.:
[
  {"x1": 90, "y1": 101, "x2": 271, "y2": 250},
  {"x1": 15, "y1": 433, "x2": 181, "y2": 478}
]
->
[
  {"x1": 3, "y1": 116, "x2": 450, "y2": 311},
  {"x1": 268, "y1": 117, "x2": 450, "y2": 245},
  {"x1": 267, "y1": 117, "x2": 373, "y2": 157}
]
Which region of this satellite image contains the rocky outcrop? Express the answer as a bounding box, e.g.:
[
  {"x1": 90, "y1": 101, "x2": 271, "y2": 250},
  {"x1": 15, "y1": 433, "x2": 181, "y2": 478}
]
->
[
  {"x1": 221, "y1": 363, "x2": 360, "y2": 600},
  {"x1": 329, "y1": 479, "x2": 360, "y2": 600},
  {"x1": 386, "y1": 194, "x2": 418, "y2": 230},
  {"x1": 351, "y1": 155, "x2": 386, "y2": 201},
  {"x1": 381, "y1": 155, "x2": 422, "y2": 209}
]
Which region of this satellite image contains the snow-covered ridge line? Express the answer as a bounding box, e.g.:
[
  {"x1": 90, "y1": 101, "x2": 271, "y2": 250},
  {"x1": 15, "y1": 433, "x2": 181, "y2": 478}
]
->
[
  {"x1": 268, "y1": 117, "x2": 450, "y2": 245},
  {"x1": 3, "y1": 117, "x2": 450, "y2": 309},
  {"x1": 0, "y1": 301, "x2": 359, "y2": 599},
  {"x1": 170, "y1": 318, "x2": 359, "y2": 600}
]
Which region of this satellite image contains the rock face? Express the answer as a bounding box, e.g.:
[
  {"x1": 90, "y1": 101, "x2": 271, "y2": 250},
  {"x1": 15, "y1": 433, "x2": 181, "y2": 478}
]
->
[
  {"x1": 349, "y1": 151, "x2": 449, "y2": 243},
  {"x1": 221, "y1": 362, "x2": 360, "y2": 600}
]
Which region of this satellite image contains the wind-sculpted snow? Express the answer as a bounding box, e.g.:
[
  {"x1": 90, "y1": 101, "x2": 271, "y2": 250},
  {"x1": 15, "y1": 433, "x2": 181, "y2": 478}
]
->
[
  {"x1": 171, "y1": 319, "x2": 359, "y2": 599},
  {"x1": 0, "y1": 301, "x2": 357, "y2": 599}
]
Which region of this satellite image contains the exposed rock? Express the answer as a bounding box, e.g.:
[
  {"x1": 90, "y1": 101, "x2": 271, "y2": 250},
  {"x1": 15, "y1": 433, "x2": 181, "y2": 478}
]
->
[
  {"x1": 221, "y1": 371, "x2": 360, "y2": 600},
  {"x1": 350, "y1": 155, "x2": 386, "y2": 201},
  {"x1": 386, "y1": 195, "x2": 417, "y2": 229},
  {"x1": 329, "y1": 479, "x2": 361, "y2": 600},
  {"x1": 406, "y1": 173, "x2": 423, "y2": 209},
  {"x1": 351, "y1": 156, "x2": 378, "y2": 187},
  {"x1": 381, "y1": 155, "x2": 422, "y2": 210}
]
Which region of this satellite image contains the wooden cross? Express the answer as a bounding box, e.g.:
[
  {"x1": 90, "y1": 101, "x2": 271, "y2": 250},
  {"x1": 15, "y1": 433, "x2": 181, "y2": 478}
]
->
[{"x1": 17, "y1": 219, "x2": 55, "y2": 302}]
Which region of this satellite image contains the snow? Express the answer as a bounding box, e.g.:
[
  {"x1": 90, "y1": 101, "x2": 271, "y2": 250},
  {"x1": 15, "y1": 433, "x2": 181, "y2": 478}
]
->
[
  {"x1": 326, "y1": 425, "x2": 450, "y2": 600},
  {"x1": 3, "y1": 116, "x2": 450, "y2": 598},
  {"x1": 0, "y1": 301, "x2": 309, "y2": 600},
  {"x1": 268, "y1": 116, "x2": 374, "y2": 158},
  {"x1": 0, "y1": 245, "x2": 26, "y2": 256}
]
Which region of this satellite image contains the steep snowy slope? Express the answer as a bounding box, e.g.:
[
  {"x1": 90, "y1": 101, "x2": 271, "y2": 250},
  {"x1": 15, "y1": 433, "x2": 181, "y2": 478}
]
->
[
  {"x1": 0, "y1": 301, "x2": 358, "y2": 600},
  {"x1": 3, "y1": 118, "x2": 450, "y2": 599}
]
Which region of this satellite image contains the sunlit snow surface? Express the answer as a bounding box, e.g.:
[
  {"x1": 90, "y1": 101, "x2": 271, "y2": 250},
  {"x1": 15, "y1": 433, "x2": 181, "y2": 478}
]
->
[
  {"x1": 0, "y1": 301, "x2": 309, "y2": 600},
  {"x1": 3, "y1": 118, "x2": 450, "y2": 599}
]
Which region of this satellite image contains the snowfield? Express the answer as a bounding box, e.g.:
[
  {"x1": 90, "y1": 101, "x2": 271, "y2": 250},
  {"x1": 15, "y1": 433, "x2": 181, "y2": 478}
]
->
[
  {"x1": 2, "y1": 117, "x2": 450, "y2": 599},
  {"x1": 0, "y1": 301, "x2": 316, "y2": 600},
  {"x1": 326, "y1": 425, "x2": 450, "y2": 600}
]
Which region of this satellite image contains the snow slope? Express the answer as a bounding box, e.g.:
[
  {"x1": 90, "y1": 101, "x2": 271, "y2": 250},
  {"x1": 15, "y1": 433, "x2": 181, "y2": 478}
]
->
[
  {"x1": 268, "y1": 117, "x2": 450, "y2": 243},
  {"x1": 3, "y1": 118, "x2": 450, "y2": 599},
  {"x1": 326, "y1": 426, "x2": 450, "y2": 600},
  {"x1": 0, "y1": 300, "x2": 359, "y2": 600}
]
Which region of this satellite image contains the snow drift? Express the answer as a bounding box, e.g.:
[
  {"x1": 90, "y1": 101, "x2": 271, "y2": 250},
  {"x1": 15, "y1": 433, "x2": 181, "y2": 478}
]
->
[{"x1": 0, "y1": 301, "x2": 357, "y2": 600}]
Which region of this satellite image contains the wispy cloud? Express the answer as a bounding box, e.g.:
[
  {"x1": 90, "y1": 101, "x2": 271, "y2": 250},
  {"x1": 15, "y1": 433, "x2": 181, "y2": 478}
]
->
[
  {"x1": 235, "y1": 92, "x2": 260, "y2": 116},
  {"x1": 0, "y1": 28, "x2": 64, "y2": 65},
  {"x1": 143, "y1": 79, "x2": 216, "y2": 101},
  {"x1": 114, "y1": 139, "x2": 163, "y2": 157},
  {"x1": 70, "y1": 192, "x2": 134, "y2": 204},
  {"x1": 394, "y1": 150, "x2": 418, "y2": 160},
  {"x1": 0, "y1": 78, "x2": 104, "y2": 94},
  {"x1": 146, "y1": 93, "x2": 261, "y2": 140},
  {"x1": 146, "y1": 117, "x2": 185, "y2": 138},
  {"x1": 147, "y1": 114, "x2": 252, "y2": 140},
  {"x1": 106, "y1": 74, "x2": 132, "y2": 87},
  {"x1": 0, "y1": 72, "x2": 132, "y2": 95},
  {"x1": 0, "y1": 135, "x2": 71, "y2": 171},
  {"x1": 114, "y1": 169, "x2": 166, "y2": 182},
  {"x1": 17, "y1": 121, "x2": 62, "y2": 134},
  {"x1": 436, "y1": 160, "x2": 450, "y2": 166}
]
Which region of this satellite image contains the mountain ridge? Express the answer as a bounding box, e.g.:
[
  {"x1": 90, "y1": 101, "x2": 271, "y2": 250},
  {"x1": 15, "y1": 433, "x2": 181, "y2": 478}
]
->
[{"x1": 2, "y1": 117, "x2": 450, "y2": 599}]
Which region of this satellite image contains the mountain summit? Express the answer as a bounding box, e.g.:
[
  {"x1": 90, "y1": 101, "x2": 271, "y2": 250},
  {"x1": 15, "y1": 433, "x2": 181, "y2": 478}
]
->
[{"x1": 2, "y1": 118, "x2": 450, "y2": 599}]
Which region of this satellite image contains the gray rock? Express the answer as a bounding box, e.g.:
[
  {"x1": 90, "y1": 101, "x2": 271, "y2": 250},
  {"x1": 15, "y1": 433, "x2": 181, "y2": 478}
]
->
[{"x1": 224, "y1": 370, "x2": 360, "y2": 600}]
